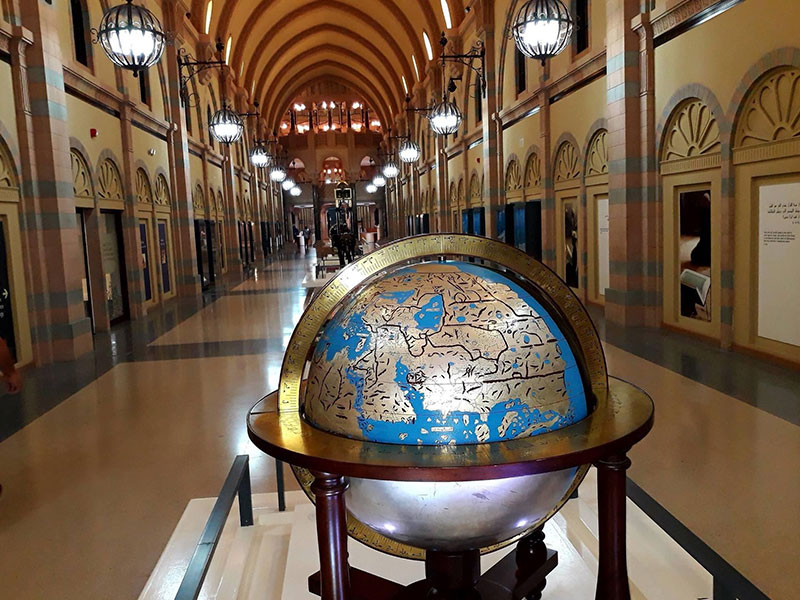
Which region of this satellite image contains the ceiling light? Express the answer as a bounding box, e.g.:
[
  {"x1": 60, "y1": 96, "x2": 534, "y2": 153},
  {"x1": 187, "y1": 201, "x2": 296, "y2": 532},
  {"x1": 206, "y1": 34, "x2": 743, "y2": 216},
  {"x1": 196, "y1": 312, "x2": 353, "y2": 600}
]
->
[
  {"x1": 96, "y1": 0, "x2": 166, "y2": 74},
  {"x1": 512, "y1": 0, "x2": 573, "y2": 65},
  {"x1": 429, "y1": 100, "x2": 462, "y2": 136},
  {"x1": 208, "y1": 104, "x2": 243, "y2": 144},
  {"x1": 399, "y1": 140, "x2": 421, "y2": 163}
]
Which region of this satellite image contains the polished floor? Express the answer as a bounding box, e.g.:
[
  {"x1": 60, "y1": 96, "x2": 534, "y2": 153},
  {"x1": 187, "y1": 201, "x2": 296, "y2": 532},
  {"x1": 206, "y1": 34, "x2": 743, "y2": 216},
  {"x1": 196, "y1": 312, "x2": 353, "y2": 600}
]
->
[{"x1": 0, "y1": 248, "x2": 798, "y2": 599}]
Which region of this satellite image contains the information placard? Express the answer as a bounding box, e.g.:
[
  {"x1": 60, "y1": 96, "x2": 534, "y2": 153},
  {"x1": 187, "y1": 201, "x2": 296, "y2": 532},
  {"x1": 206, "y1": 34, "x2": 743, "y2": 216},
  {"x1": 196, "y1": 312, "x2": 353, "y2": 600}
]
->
[{"x1": 758, "y1": 182, "x2": 800, "y2": 346}]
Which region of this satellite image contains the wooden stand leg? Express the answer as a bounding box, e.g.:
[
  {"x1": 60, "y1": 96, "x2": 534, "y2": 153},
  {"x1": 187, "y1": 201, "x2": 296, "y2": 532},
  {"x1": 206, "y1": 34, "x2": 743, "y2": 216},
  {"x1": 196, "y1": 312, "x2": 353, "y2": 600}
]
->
[
  {"x1": 595, "y1": 454, "x2": 632, "y2": 600},
  {"x1": 310, "y1": 472, "x2": 350, "y2": 600}
]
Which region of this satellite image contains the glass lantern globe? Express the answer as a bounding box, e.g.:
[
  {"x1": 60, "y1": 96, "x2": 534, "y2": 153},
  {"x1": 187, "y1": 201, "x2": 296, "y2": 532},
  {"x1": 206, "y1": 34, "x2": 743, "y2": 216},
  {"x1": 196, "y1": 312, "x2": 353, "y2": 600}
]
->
[
  {"x1": 281, "y1": 178, "x2": 295, "y2": 191},
  {"x1": 429, "y1": 100, "x2": 462, "y2": 136},
  {"x1": 269, "y1": 166, "x2": 287, "y2": 183},
  {"x1": 290, "y1": 186, "x2": 302, "y2": 197},
  {"x1": 512, "y1": 0, "x2": 573, "y2": 65},
  {"x1": 366, "y1": 183, "x2": 378, "y2": 194},
  {"x1": 209, "y1": 105, "x2": 244, "y2": 144},
  {"x1": 372, "y1": 175, "x2": 387, "y2": 188},
  {"x1": 250, "y1": 146, "x2": 272, "y2": 169},
  {"x1": 399, "y1": 140, "x2": 421, "y2": 163},
  {"x1": 382, "y1": 161, "x2": 400, "y2": 179},
  {"x1": 96, "y1": 0, "x2": 166, "y2": 73}
]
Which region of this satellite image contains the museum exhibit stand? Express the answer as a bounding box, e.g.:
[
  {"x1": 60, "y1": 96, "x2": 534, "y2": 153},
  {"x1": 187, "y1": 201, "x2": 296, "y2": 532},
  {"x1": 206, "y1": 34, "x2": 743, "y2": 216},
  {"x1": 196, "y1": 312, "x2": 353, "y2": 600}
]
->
[{"x1": 247, "y1": 235, "x2": 655, "y2": 600}]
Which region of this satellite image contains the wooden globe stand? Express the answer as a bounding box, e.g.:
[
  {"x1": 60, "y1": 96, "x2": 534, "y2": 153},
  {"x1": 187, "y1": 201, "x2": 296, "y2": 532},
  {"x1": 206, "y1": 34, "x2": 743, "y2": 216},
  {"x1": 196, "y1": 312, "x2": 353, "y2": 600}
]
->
[{"x1": 248, "y1": 377, "x2": 654, "y2": 600}]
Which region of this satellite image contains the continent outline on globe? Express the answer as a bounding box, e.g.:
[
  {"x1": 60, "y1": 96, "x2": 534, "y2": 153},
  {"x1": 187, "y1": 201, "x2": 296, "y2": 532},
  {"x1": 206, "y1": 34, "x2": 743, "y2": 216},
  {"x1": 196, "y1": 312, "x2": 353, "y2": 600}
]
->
[{"x1": 305, "y1": 260, "x2": 588, "y2": 446}]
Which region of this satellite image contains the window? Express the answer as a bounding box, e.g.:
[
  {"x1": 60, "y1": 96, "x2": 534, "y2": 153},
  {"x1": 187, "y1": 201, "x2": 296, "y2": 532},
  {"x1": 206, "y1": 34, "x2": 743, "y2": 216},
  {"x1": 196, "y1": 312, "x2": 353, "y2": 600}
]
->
[
  {"x1": 225, "y1": 36, "x2": 232, "y2": 64},
  {"x1": 204, "y1": 1, "x2": 214, "y2": 35},
  {"x1": 440, "y1": 0, "x2": 452, "y2": 30},
  {"x1": 402, "y1": 76, "x2": 409, "y2": 95},
  {"x1": 412, "y1": 55, "x2": 420, "y2": 81},
  {"x1": 515, "y1": 47, "x2": 527, "y2": 95},
  {"x1": 575, "y1": 0, "x2": 590, "y2": 54},
  {"x1": 422, "y1": 32, "x2": 434, "y2": 61},
  {"x1": 70, "y1": 0, "x2": 92, "y2": 68},
  {"x1": 474, "y1": 86, "x2": 483, "y2": 125},
  {"x1": 138, "y1": 72, "x2": 151, "y2": 106}
]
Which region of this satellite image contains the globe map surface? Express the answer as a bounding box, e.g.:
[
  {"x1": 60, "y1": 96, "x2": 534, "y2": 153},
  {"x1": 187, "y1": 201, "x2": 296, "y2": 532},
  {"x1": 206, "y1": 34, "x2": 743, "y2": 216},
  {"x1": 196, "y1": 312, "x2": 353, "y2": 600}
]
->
[{"x1": 304, "y1": 260, "x2": 589, "y2": 445}]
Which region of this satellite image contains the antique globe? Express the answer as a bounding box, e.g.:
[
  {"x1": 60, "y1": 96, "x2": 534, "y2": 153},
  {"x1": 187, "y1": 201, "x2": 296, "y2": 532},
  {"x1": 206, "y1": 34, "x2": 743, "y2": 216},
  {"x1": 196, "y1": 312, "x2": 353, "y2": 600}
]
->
[{"x1": 301, "y1": 257, "x2": 596, "y2": 553}]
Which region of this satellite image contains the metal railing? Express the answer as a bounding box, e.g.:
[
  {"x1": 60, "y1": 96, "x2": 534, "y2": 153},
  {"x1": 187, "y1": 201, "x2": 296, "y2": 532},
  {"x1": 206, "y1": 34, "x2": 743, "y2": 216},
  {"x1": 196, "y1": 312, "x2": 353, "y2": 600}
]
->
[{"x1": 174, "y1": 455, "x2": 254, "y2": 600}]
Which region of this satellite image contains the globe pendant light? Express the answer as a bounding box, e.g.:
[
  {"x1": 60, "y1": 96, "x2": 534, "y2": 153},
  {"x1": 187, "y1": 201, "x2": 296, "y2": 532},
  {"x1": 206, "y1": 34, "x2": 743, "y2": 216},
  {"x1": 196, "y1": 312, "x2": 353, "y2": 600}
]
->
[
  {"x1": 382, "y1": 161, "x2": 400, "y2": 179},
  {"x1": 512, "y1": 0, "x2": 573, "y2": 65},
  {"x1": 250, "y1": 145, "x2": 272, "y2": 168},
  {"x1": 399, "y1": 139, "x2": 421, "y2": 163},
  {"x1": 366, "y1": 183, "x2": 378, "y2": 194},
  {"x1": 281, "y1": 178, "x2": 295, "y2": 191},
  {"x1": 429, "y1": 100, "x2": 462, "y2": 136},
  {"x1": 209, "y1": 104, "x2": 244, "y2": 144},
  {"x1": 269, "y1": 165, "x2": 287, "y2": 183},
  {"x1": 372, "y1": 174, "x2": 387, "y2": 188},
  {"x1": 95, "y1": 0, "x2": 166, "y2": 74},
  {"x1": 290, "y1": 186, "x2": 302, "y2": 197}
]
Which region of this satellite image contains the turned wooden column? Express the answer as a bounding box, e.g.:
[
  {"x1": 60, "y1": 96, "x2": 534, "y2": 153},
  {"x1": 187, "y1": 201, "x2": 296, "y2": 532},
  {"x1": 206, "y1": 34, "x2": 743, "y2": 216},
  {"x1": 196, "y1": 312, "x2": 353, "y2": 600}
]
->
[
  {"x1": 310, "y1": 472, "x2": 350, "y2": 600},
  {"x1": 595, "y1": 454, "x2": 632, "y2": 600}
]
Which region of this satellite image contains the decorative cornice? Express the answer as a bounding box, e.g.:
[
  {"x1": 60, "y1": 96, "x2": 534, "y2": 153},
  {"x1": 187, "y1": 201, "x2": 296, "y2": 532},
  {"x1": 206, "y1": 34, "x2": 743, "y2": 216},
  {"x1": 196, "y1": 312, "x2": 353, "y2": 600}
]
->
[
  {"x1": 652, "y1": 0, "x2": 745, "y2": 43},
  {"x1": 733, "y1": 138, "x2": 800, "y2": 165},
  {"x1": 660, "y1": 152, "x2": 722, "y2": 174}
]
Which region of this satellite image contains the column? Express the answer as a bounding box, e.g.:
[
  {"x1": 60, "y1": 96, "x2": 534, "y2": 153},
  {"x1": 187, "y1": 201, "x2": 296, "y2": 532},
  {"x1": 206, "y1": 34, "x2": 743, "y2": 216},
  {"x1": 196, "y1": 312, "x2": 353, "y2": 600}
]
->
[{"x1": 17, "y1": 1, "x2": 92, "y2": 361}]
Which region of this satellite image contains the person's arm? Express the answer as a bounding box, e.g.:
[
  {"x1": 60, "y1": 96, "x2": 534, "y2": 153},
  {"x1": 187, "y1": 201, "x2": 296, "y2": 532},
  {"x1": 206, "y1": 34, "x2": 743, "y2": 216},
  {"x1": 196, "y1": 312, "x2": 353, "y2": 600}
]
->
[{"x1": 0, "y1": 337, "x2": 21, "y2": 394}]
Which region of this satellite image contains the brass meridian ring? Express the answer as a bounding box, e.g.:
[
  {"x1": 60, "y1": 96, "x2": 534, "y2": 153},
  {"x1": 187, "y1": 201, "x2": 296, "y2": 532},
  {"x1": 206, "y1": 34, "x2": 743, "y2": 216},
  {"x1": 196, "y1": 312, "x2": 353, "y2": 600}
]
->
[{"x1": 278, "y1": 234, "x2": 609, "y2": 559}]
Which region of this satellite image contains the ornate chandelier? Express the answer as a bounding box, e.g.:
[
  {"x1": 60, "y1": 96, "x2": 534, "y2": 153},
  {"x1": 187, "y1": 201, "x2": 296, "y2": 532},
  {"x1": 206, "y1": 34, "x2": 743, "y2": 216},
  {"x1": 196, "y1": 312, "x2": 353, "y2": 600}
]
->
[
  {"x1": 512, "y1": 0, "x2": 574, "y2": 65},
  {"x1": 209, "y1": 104, "x2": 244, "y2": 144},
  {"x1": 398, "y1": 139, "x2": 421, "y2": 163},
  {"x1": 94, "y1": 0, "x2": 166, "y2": 74},
  {"x1": 429, "y1": 100, "x2": 462, "y2": 136}
]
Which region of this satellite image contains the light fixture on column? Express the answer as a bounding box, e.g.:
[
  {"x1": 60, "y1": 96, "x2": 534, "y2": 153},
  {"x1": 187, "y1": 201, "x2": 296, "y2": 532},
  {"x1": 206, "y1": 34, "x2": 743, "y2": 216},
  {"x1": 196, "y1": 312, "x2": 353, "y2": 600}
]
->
[
  {"x1": 94, "y1": 0, "x2": 166, "y2": 75},
  {"x1": 290, "y1": 185, "x2": 302, "y2": 197},
  {"x1": 281, "y1": 178, "x2": 296, "y2": 191},
  {"x1": 366, "y1": 183, "x2": 378, "y2": 194},
  {"x1": 398, "y1": 139, "x2": 421, "y2": 163},
  {"x1": 250, "y1": 144, "x2": 272, "y2": 168},
  {"x1": 209, "y1": 103, "x2": 244, "y2": 144},
  {"x1": 177, "y1": 40, "x2": 226, "y2": 106},
  {"x1": 269, "y1": 164, "x2": 287, "y2": 183},
  {"x1": 512, "y1": 0, "x2": 573, "y2": 65},
  {"x1": 372, "y1": 174, "x2": 387, "y2": 188},
  {"x1": 429, "y1": 99, "x2": 462, "y2": 136},
  {"x1": 382, "y1": 160, "x2": 400, "y2": 179}
]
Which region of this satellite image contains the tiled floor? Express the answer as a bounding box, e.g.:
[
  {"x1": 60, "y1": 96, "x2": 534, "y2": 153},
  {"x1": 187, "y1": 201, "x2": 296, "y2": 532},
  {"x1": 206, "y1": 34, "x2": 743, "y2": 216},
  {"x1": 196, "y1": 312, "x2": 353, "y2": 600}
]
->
[{"x1": 0, "y1": 248, "x2": 797, "y2": 599}]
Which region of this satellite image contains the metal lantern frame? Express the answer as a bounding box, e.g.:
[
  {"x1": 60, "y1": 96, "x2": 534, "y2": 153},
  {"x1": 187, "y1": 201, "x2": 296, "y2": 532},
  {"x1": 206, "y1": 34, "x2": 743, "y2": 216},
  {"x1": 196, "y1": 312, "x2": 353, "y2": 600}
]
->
[
  {"x1": 397, "y1": 138, "x2": 421, "y2": 163},
  {"x1": 209, "y1": 103, "x2": 245, "y2": 145},
  {"x1": 250, "y1": 144, "x2": 273, "y2": 169},
  {"x1": 429, "y1": 99, "x2": 463, "y2": 136},
  {"x1": 281, "y1": 178, "x2": 296, "y2": 192},
  {"x1": 372, "y1": 174, "x2": 387, "y2": 188},
  {"x1": 290, "y1": 185, "x2": 302, "y2": 197},
  {"x1": 93, "y1": 0, "x2": 166, "y2": 75},
  {"x1": 269, "y1": 164, "x2": 288, "y2": 183},
  {"x1": 382, "y1": 160, "x2": 400, "y2": 179},
  {"x1": 511, "y1": 0, "x2": 574, "y2": 65}
]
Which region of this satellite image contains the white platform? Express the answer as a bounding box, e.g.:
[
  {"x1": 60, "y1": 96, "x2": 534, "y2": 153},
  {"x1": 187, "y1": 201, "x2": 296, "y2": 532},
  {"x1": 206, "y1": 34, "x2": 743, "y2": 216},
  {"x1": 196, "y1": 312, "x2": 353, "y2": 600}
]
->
[{"x1": 139, "y1": 470, "x2": 712, "y2": 600}]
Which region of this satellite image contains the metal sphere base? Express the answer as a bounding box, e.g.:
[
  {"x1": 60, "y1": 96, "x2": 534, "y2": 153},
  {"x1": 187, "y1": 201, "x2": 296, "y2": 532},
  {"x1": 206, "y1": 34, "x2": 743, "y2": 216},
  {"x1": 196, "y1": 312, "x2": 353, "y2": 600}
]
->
[{"x1": 308, "y1": 532, "x2": 558, "y2": 600}]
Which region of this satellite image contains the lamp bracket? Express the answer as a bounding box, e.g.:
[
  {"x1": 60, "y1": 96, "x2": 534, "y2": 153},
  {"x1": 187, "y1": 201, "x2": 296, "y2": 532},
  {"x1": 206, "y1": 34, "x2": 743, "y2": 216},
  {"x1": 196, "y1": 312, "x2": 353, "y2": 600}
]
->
[
  {"x1": 178, "y1": 41, "x2": 226, "y2": 107},
  {"x1": 440, "y1": 32, "x2": 487, "y2": 96}
]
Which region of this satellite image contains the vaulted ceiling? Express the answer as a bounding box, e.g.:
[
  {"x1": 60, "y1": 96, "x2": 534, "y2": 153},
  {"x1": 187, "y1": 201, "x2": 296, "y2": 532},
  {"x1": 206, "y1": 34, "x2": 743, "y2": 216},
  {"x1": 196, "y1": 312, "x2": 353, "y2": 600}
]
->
[{"x1": 188, "y1": 0, "x2": 463, "y2": 129}]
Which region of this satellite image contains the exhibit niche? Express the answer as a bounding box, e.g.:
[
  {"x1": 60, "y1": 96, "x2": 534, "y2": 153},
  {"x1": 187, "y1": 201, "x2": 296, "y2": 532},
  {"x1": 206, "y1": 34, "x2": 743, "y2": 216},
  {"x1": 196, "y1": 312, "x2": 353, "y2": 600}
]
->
[{"x1": 248, "y1": 234, "x2": 654, "y2": 600}]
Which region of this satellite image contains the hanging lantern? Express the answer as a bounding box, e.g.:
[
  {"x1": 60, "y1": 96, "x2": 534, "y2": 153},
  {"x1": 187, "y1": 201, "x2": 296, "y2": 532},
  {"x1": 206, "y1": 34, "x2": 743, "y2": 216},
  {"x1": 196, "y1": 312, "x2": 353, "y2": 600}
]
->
[
  {"x1": 366, "y1": 183, "x2": 378, "y2": 194},
  {"x1": 209, "y1": 104, "x2": 244, "y2": 144},
  {"x1": 281, "y1": 178, "x2": 296, "y2": 191},
  {"x1": 269, "y1": 165, "x2": 287, "y2": 183},
  {"x1": 95, "y1": 0, "x2": 166, "y2": 74},
  {"x1": 250, "y1": 145, "x2": 272, "y2": 168},
  {"x1": 512, "y1": 0, "x2": 573, "y2": 65},
  {"x1": 382, "y1": 161, "x2": 400, "y2": 179},
  {"x1": 398, "y1": 139, "x2": 421, "y2": 163},
  {"x1": 290, "y1": 186, "x2": 302, "y2": 197},
  {"x1": 429, "y1": 100, "x2": 462, "y2": 136},
  {"x1": 372, "y1": 174, "x2": 387, "y2": 188}
]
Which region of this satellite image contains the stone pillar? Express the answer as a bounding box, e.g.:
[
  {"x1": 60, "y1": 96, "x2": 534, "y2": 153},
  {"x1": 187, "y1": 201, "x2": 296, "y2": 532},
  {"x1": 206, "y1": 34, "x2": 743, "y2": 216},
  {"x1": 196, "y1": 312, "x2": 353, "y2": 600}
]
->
[
  {"x1": 163, "y1": 4, "x2": 201, "y2": 297},
  {"x1": 17, "y1": 1, "x2": 92, "y2": 362},
  {"x1": 604, "y1": 0, "x2": 652, "y2": 327},
  {"x1": 119, "y1": 101, "x2": 146, "y2": 318},
  {"x1": 540, "y1": 65, "x2": 556, "y2": 268}
]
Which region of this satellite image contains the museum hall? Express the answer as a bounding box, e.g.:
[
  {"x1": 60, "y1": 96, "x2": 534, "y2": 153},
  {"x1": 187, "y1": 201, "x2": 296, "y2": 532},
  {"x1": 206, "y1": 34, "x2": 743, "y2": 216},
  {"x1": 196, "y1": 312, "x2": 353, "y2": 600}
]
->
[{"x1": 0, "y1": 0, "x2": 797, "y2": 599}]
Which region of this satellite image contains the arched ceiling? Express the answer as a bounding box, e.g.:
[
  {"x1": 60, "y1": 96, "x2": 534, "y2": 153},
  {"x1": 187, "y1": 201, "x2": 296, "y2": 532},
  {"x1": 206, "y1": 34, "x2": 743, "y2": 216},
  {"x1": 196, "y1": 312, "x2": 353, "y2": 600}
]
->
[{"x1": 189, "y1": 0, "x2": 464, "y2": 130}]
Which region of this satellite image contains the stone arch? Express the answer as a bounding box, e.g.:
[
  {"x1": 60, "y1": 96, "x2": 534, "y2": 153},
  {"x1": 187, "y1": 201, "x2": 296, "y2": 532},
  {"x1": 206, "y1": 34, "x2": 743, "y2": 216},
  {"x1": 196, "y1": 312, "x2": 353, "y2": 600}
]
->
[
  {"x1": 70, "y1": 148, "x2": 95, "y2": 201},
  {"x1": 658, "y1": 84, "x2": 729, "y2": 156},
  {"x1": 96, "y1": 157, "x2": 124, "y2": 201},
  {"x1": 155, "y1": 173, "x2": 171, "y2": 207},
  {"x1": 457, "y1": 177, "x2": 465, "y2": 207},
  {"x1": 585, "y1": 129, "x2": 609, "y2": 177},
  {"x1": 661, "y1": 99, "x2": 722, "y2": 163},
  {"x1": 505, "y1": 155, "x2": 523, "y2": 200},
  {"x1": 469, "y1": 171, "x2": 482, "y2": 207},
  {"x1": 193, "y1": 183, "x2": 206, "y2": 213},
  {"x1": 734, "y1": 66, "x2": 800, "y2": 148},
  {"x1": 135, "y1": 167, "x2": 154, "y2": 204},
  {"x1": 0, "y1": 135, "x2": 19, "y2": 190},
  {"x1": 553, "y1": 139, "x2": 581, "y2": 184},
  {"x1": 523, "y1": 148, "x2": 542, "y2": 192}
]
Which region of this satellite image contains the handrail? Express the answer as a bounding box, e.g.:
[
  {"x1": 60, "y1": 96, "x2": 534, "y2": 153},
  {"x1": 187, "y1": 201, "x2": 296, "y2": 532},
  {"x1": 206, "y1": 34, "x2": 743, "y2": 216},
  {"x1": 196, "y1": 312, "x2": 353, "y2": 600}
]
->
[{"x1": 174, "y1": 455, "x2": 254, "y2": 600}]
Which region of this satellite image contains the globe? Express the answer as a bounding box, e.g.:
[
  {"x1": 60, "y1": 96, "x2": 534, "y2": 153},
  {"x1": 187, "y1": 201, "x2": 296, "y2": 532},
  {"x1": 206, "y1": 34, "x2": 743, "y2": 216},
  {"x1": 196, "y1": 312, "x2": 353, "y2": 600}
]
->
[{"x1": 300, "y1": 259, "x2": 595, "y2": 552}]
